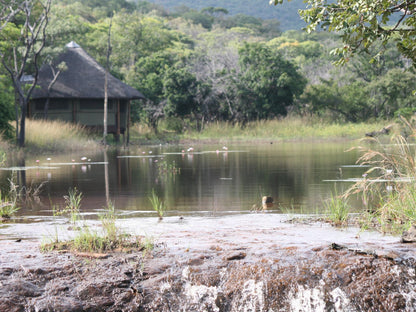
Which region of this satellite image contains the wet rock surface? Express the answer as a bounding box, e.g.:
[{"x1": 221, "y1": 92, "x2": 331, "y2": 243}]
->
[{"x1": 1, "y1": 215, "x2": 416, "y2": 311}]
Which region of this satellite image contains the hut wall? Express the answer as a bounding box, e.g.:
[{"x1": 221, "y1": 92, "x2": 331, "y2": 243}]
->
[{"x1": 29, "y1": 98, "x2": 128, "y2": 133}]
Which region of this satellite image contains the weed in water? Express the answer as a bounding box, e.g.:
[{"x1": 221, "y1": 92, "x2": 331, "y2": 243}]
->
[
  {"x1": 324, "y1": 189, "x2": 350, "y2": 226},
  {"x1": 149, "y1": 189, "x2": 167, "y2": 220},
  {"x1": 61, "y1": 187, "x2": 83, "y2": 224},
  {"x1": 157, "y1": 159, "x2": 179, "y2": 176},
  {"x1": 0, "y1": 190, "x2": 19, "y2": 219},
  {"x1": 42, "y1": 197, "x2": 148, "y2": 253}
]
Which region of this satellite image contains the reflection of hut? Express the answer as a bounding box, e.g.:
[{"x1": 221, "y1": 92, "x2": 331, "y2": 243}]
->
[{"x1": 29, "y1": 41, "x2": 145, "y2": 142}]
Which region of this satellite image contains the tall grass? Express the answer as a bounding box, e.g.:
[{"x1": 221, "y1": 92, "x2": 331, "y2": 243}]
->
[
  {"x1": 164, "y1": 117, "x2": 387, "y2": 142},
  {"x1": 25, "y1": 119, "x2": 100, "y2": 152},
  {"x1": 344, "y1": 118, "x2": 416, "y2": 233}
]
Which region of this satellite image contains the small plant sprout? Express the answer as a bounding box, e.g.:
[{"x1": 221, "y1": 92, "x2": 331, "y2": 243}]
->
[{"x1": 149, "y1": 189, "x2": 167, "y2": 220}]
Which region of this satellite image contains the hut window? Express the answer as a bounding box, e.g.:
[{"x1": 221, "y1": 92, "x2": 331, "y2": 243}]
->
[
  {"x1": 35, "y1": 101, "x2": 69, "y2": 111},
  {"x1": 81, "y1": 100, "x2": 114, "y2": 111}
]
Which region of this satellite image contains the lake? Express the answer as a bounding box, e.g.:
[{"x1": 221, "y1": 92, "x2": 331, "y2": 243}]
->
[{"x1": 0, "y1": 141, "x2": 366, "y2": 219}]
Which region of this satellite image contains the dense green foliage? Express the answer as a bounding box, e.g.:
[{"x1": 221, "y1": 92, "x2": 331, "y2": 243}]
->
[{"x1": 0, "y1": 0, "x2": 415, "y2": 138}]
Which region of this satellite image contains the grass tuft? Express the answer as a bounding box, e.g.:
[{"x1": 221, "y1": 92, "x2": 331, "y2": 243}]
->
[
  {"x1": 149, "y1": 189, "x2": 167, "y2": 220},
  {"x1": 324, "y1": 189, "x2": 350, "y2": 226},
  {"x1": 42, "y1": 191, "x2": 147, "y2": 253}
]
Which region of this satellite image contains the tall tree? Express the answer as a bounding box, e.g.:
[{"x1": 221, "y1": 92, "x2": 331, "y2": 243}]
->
[
  {"x1": 0, "y1": 0, "x2": 51, "y2": 147},
  {"x1": 236, "y1": 42, "x2": 306, "y2": 121}
]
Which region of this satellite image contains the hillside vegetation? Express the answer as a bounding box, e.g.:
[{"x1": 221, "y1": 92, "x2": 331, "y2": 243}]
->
[{"x1": 144, "y1": 0, "x2": 307, "y2": 31}]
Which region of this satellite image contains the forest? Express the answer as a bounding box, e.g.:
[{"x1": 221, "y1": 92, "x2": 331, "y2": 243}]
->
[{"x1": 0, "y1": 0, "x2": 415, "y2": 138}]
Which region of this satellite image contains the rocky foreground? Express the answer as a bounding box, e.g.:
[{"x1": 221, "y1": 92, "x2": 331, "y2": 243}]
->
[{"x1": 1, "y1": 215, "x2": 416, "y2": 311}]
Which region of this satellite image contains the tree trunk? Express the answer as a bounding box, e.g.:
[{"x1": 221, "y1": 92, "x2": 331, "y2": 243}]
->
[
  {"x1": 44, "y1": 97, "x2": 50, "y2": 119},
  {"x1": 19, "y1": 98, "x2": 26, "y2": 147}
]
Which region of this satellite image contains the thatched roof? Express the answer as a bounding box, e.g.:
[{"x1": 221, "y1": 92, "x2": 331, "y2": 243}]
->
[{"x1": 31, "y1": 41, "x2": 145, "y2": 100}]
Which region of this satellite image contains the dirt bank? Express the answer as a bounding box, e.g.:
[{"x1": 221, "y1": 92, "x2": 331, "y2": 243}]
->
[{"x1": 1, "y1": 214, "x2": 416, "y2": 311}]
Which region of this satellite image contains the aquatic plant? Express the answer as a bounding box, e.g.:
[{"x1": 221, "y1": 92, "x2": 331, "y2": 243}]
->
[
  {"x1": 149, "y1": 189, "x2": 167, "y2": 220},
  {"x1": 157, "y1": 159, "x2": 179, "y2": 175},
  {"x1": 0, "y1": 191, "x2": 19, "y2": 219},
  {"x1": 42, "y1": 200, "x2": 146, "y2": 253},
  {"x1": 99, "y1": 201, "x2": 118, "y2": 241},
  {"x1": 8, "y1": 173, "x2": 47, "y2": 205},
  {"x1": 58, "y1": 187, "x2": 83, "y2": 224},
  {"x1": 324, "y1": 189, "x2": 350, "y2": 226}
]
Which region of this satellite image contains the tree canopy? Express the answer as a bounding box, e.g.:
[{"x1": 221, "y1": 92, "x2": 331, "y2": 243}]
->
[{"x1": 271, "y1": 0, "x2": 416, "y2": 65}]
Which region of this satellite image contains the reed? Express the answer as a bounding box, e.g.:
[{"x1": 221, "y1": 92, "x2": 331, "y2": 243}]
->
[
  {"x1": 344, "y1": 118, "x2": 416, "y2": 233},
  {"x1": 24, "y1": 119, "x2": 100, "y2": 152}
]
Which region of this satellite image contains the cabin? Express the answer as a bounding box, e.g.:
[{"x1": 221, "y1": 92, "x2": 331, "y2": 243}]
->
[{"x1": 29, "y1": 41, "x2": 145, "y2": 142}]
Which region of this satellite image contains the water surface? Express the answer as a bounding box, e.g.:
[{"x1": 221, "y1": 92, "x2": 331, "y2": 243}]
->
[{"x1": 0, "y1": 141, "x2": 365, "y2": 219}]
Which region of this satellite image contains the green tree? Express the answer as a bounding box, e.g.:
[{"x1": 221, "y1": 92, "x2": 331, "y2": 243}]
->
[
  {"x1": 0, "y1": 0, "x2": 51, "y2": 147},
  {"x1": 300, "y1": 79, "x2": 371, "y2": 122},
  {"x1": 236, "y1": 42, "x2": 306, "y2": 120},
  {"x1": 127, "y1": 51, "x2": 175, "y2": 132},
  {"x1": 271, "y1": 0, "x2": 416, "y2": 65},
  {"x1": 163, "y1": 63, "x2": 199, "y2": 118},
  {"x1": 367, "y1": 68, "x2": 416, "y2": 118},
  {"x1": 0, "y1": 74, "x2": 14, "y2": 139}
]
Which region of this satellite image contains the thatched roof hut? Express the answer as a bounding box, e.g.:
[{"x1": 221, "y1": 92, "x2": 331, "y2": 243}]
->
[{"x1": 29, "y1": 41, "x2": 145, "y2": 141}]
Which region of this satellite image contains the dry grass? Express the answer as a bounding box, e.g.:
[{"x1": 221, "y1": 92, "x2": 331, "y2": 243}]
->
[{"x1": 24, "y1": 119, "x2": 101, "y2": 152}]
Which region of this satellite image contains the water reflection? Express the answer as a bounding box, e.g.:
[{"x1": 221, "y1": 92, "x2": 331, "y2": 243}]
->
[{"x1": 0, "y1": 142, "x2": 365, "y2": 217}]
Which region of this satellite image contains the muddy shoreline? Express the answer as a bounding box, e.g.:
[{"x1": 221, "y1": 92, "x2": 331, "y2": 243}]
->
[{"x1": 1, "y1": 215, "x2": 416, "y2": 311}]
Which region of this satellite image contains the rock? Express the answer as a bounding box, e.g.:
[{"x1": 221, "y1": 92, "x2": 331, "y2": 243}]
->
[
  {"x1": 0, "y1": 298, "x2": 25, "y2": 312},
  {"x1": 365, "y1": 125, "x2": 393, "y2": 137},
  {"x1": 224, "y1": 251, "x2": 246, "y2": 261},
  {"x1": 401, "y1": 225, "x2": 416, "y2": 243},
  {"x1": 262, "y1": 196, "x2": 273, "y2": 209},
  {"x1": 4, "y1": 280, "x2": 42, "y2": 297},
  {"x1": 31, "y1": 296, "x2": 83, "y2": 312}
]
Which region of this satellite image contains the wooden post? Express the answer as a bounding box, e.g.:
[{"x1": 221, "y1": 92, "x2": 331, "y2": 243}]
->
[
  {"x1": 72, "y1": 100, "x2": 76, "y2": 123},
  {"x1": 126, "y1": 101, "x2": 130, "y2": 145},
  {"x1": 116, "y1": 99, "x2": 120, "y2": 143},
  {"x1": 103, "y1": 17, "x2": 112, "y2": 145}
]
